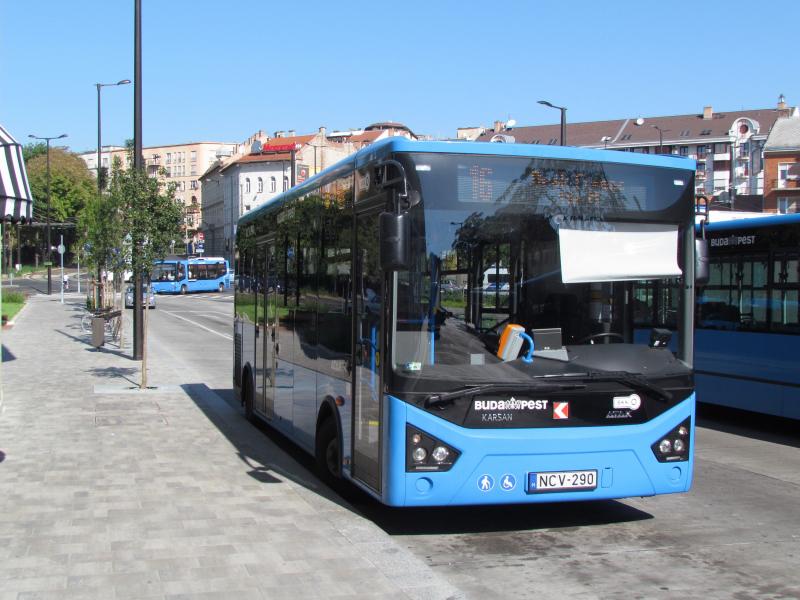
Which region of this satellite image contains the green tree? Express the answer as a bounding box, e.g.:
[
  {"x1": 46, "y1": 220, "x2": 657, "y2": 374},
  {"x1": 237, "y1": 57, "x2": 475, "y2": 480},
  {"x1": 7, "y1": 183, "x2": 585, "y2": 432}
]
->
[
  {"x1": 106, "y1": 155, "x2": 183, "y2": 386},
  {"x1": 26, "y1": 147, "x2": 96, "y2": 222}
]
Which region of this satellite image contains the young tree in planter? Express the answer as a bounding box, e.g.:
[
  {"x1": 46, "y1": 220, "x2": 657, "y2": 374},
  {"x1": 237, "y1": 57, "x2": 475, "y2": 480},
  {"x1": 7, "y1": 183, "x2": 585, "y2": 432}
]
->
[{"x1": 108, "y1": 158, "x2": 182, "y2": 387}]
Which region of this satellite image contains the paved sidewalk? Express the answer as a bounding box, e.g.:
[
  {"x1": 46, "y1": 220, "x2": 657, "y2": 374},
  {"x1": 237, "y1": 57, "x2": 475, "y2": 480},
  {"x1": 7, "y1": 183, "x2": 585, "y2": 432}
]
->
[{"x1": 0, "y1": 295, "x2": 462, "y2": 600}]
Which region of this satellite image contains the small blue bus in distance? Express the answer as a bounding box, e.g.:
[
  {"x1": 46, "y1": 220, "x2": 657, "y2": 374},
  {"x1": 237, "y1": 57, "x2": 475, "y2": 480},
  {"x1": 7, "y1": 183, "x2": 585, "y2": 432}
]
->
[
  {"x1": 152, "y1": 256, "x2": 230, "y2": 294},
  {"x1": 234, "y1": 137, "x2": 700, "y2": 506}
]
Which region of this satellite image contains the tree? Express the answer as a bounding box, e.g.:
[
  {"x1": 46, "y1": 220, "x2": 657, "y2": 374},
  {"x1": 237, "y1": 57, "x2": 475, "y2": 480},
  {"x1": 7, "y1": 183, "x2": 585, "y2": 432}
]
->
[
  {"x1": 26, "y1": 147, "x2": 96, "y2": 223},
  {"x1": 107, "y1": 155, "x2": 183, "y2": 386}
]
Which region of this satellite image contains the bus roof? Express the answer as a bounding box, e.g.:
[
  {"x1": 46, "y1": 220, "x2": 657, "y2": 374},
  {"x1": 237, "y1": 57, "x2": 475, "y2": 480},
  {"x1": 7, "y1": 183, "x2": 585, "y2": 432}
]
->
[
  {"x1": 239, "y1": 137, "x2": 696, "y2": 228},
  {"x1": 705, "y1": 212, "x2": 800, "y2": 232}
]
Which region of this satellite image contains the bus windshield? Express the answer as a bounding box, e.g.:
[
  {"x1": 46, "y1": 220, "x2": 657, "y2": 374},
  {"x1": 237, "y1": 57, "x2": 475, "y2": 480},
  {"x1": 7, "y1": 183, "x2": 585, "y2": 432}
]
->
[
  {"x1": 391, "y1": 152, "x2": 694, "y2": 382},
  {"x1": 153, "y1": 262, "x2": 178, "y2": 281}
]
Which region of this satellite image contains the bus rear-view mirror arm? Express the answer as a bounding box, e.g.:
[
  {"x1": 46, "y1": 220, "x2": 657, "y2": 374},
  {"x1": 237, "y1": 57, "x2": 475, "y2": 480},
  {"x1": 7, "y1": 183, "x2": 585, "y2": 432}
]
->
[{"x1": 695, "y1": 220, "x2": 709, "y2": 285}]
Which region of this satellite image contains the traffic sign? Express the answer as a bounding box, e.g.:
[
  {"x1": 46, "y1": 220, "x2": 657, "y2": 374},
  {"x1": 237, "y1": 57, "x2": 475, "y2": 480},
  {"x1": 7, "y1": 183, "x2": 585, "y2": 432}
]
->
[{"x1": 57, "y1": 244, "x2": 66, "y2": 255}]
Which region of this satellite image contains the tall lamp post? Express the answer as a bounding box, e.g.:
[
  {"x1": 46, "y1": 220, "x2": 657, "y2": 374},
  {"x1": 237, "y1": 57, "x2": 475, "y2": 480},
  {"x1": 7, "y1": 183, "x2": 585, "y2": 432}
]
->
[
  {"x1": 28, "y1": 133, "x2": 67, "y2": 295},
  {"x1": 652, "y1": 125, "x2": 669, "y2": 154},
  {"x1": 96, "y1": 80, "x2": 131, "y2": 191},
  {"x1": 538, "y1": 100, "x2": 567, "y2": 146}
]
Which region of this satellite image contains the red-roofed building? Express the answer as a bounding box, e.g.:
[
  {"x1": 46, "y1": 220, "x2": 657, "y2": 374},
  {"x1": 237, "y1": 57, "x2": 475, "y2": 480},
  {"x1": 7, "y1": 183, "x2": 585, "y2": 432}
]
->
[{"x1": 207, "y1": 128, "x2": 352, "y2": 262}]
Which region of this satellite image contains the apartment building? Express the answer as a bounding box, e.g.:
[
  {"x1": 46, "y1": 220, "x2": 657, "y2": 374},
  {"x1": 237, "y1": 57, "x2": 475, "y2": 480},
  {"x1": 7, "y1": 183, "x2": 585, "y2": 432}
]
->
[
  {"x1": 79, "y1": 141, "x2": 237, "y2": 245},
  {"x1": 763, "y1": 114, "x2": 800, "y2": 214},
  {"x1": 475, "y1": 96, "x2": 797, "y2": 210},
  {"x1": 211, "y1": 129, "x2": 353, "y2": 264}
]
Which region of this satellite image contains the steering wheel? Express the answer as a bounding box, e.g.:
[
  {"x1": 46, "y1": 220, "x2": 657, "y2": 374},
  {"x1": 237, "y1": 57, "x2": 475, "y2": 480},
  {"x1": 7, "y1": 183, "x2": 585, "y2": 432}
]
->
[{"x1": 577, "y1": 332, "x2": 625, "y2": 345}]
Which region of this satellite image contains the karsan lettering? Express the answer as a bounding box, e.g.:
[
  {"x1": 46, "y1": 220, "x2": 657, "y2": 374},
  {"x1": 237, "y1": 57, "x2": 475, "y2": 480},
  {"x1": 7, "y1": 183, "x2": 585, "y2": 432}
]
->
[
  {"x1": 710, "y1": 235, "x2": 756, "y2": 247},
  {"x1": 474, "y1": 399, "x2": 549, "y2": 411}
]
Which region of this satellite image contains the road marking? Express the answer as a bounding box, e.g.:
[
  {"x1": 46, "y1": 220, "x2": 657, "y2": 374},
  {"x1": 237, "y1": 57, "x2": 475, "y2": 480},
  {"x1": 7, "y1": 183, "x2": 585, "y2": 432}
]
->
[{"x1": 161, "y1": 310, "x2": 233, "y2": 340}]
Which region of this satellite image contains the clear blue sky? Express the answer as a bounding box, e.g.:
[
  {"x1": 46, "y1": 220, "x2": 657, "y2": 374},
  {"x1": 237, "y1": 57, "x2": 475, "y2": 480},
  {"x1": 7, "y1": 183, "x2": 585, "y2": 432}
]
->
[{"x1": 2, "y1": 0, "x2": 798, "y2": 153}]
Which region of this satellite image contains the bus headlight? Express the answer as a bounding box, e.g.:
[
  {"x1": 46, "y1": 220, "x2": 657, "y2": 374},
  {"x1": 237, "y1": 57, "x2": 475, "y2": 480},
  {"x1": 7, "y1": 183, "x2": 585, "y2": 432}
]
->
[
  {"x1": 406, "y1": 425, "x2": 460, "y2": 472},
  {"x1": 412, "y1": 447, "x2": 427, "y2": 463},
  {"x1": 651, "y1": 417, "x2": 691, "y2": 463}
]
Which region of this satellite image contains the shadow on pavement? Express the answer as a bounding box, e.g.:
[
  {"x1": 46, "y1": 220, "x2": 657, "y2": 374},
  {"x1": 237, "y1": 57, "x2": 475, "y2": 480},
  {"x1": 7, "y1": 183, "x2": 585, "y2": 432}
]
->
[
  {"x1": 357, "y1": 497, "x2": 653, "y2": 536},
  {"x1": 697, "y1": 403, "x2": 800, "y2": 449},
  {"x1": 87, "y1": 366, "x2": 139, "y2": 385},
  {"x1": 2, "y1": 345, "x2": 15, "y2": 362},
  {"x1": 182, "y1": 385, "x2": 654, "y2": 537},
  {"x1": 181, "y1": 383, "x2": 357, "y2": 510}
]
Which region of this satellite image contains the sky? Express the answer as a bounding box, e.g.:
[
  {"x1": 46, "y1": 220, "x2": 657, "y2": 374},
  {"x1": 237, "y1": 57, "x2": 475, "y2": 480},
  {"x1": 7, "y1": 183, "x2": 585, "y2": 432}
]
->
[{"x1": 2, "y1": 0, "x2": 799, "y2": 154}]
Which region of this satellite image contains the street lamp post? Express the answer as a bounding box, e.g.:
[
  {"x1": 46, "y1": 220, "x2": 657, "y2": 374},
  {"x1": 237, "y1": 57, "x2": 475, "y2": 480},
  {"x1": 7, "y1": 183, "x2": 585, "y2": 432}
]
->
[
  {"x1": 652, "y1": 125, "x2": 669, "y2": 154},
  {"x1": 96, "y1": 80, "x2": 131, "y2": 192},
  {"x1": 538, "y1": 100, "x2": 567, "y2": 146},
  {"x1": 28, "y1": 133, "x2": 67, "y2": 295}
]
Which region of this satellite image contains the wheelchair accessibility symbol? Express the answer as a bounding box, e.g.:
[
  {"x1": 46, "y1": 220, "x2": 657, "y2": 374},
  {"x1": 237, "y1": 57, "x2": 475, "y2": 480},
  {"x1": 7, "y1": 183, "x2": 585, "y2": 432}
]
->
[
  {"x1": 500, "y1": 474, "x2": 516, "y2": 491},
  {"x1": 477, "y1": 474, "x2": 494, "y2": 492}
]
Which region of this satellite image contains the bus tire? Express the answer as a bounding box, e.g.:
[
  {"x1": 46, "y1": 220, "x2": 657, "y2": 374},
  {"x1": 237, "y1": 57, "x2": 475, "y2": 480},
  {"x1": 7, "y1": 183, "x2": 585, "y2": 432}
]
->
[
  {"x1": 242, "y1": 372, "x2": 254, "y2": 421},
  {"x1": 180, "y1": 284, "x2": 187, "y2": 295},
  {"x1": 218, "y1": 282, "x2": 224, "y2": 293},
  {"x1": 316, "y1": 417, "x2": 341, "y2": 483}
]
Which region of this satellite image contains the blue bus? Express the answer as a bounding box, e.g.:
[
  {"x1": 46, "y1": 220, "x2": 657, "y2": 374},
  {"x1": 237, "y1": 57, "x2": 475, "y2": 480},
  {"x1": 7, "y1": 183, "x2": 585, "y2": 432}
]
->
[
  {"x1": 234, "y1": 137, "x2": 700, "y2": 506},
  {"x1": 638, "y1": 213, "x2": 800, "y2": 419},
  {"x1": 152, "y1": 256, "x2": 230, "y2": 294}
]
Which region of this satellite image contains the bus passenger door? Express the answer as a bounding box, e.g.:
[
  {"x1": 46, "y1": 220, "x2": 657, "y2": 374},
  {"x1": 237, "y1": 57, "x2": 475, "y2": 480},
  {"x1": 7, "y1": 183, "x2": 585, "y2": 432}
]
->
[
  {"x1": 260, "y1": 243, "x2": 277, "y2": 420},
  {"x1": 254, "y1": 243, "x2": 267, "y2": 416},
  {"x1": 352, "y1": 209, "x2": 382, "y2": 493}
]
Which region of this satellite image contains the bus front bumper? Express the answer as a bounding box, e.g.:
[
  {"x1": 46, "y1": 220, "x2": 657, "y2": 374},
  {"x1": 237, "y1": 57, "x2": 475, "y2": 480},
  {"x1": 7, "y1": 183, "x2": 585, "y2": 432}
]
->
[{"x1": 384, "y1": 394, "x2": 695, "y2": 507}]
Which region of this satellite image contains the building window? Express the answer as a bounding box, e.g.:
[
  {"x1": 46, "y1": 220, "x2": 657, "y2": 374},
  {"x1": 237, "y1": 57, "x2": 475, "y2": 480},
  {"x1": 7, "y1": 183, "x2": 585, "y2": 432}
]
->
[
  {"x1": 258, "y1": 177, "x2": 263, "y2": 193},
  {"x1": 191, "y1": 166, "x2": 197, "y2": 175},
  {"x1": 679, "y1": 146, "x2": 689, "y2": 156},
  {"x1": 245, "y1": 178, "x2": 251, "y2": 193},
  {"x1": 190, "y1": 180, "x2": 198, "y2": 190},
  {"x1": 191, "y1": 150, "x2": 197, "y2": 162},
  {"x1": 270, "y1": 177, "x2": 276, "y2": 192},
  {"x1": 778, "y1": 163, "x2": 792, "y2": 188},
  {"x1": 283, "y1": 176, "x2": 289, "y2": 192},
  {"x1": 697, "y1": 145, "x2": 708, "y2": 158},
  {"x1": 620, "y1": 134, "x2": 632, "y2": 141},
  {"x1": 166, "y1": 153, "x2": 172, "y2": 164},
  {"x1": 714, "y1": 143, "x2": 728, "y2": 154},
  {"x1": 700, "y1": 129, "x2": 712, "y2": 136},
  {"x1": 641, "y1": 146, "x2": 650, "y2": 154},
  {"x1": 778, "y1": 197, "x2": 797, "y2": 214}
]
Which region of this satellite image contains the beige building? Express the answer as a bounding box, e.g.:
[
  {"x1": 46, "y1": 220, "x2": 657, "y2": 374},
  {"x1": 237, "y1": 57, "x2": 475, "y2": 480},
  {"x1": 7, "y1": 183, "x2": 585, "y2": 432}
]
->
[{"x1": 80, "y1": 141, "x2": 237, "y2": 245}]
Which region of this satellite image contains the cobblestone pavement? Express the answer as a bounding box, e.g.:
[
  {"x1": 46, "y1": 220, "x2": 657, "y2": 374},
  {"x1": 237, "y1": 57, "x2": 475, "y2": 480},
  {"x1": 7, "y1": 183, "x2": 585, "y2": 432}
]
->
[{"x1": 0, "y1": 294, "x2": 462, "y2": 600}]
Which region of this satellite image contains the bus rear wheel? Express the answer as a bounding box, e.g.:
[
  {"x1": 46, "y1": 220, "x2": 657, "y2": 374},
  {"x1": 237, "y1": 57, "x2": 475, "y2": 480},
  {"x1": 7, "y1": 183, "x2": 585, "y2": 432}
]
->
[
  {"x1": 180, "y1": 284, "x2": 187, "y2": 295},
  {"x1": 243, "y1": 375, "x2": 254, "y2": 421}
]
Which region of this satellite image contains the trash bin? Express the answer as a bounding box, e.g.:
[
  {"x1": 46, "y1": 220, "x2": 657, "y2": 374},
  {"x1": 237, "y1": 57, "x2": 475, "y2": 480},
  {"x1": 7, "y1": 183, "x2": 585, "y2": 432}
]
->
[{"x1": 91, "y1": 317, "x2": 105, "y2": 347}]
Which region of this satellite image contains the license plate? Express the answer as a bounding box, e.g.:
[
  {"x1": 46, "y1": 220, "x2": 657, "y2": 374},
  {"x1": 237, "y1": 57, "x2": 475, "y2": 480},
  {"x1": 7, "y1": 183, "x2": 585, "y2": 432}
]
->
[{"x1": 526, "y1": 470, "x2": 597, "y2": 494}]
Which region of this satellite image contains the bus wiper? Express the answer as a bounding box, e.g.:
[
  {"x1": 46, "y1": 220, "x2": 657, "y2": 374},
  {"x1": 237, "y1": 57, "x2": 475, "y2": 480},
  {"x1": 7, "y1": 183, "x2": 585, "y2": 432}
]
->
[
  {"x1": 424, "y1": 382, "x2": 586, "y2": 408},
  {"x1": 542, "y1": 371, "x2": 673, "y2": 403}
]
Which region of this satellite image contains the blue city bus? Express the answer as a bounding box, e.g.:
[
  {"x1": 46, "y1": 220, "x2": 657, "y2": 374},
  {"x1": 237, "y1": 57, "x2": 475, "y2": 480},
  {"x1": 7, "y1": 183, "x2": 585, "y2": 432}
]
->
[
  {"x1": 152, "y1": 256, "x2": 230, "y2": 294},
  {"x1": 637, "y1": 213, "x2": 800, "y2": 419},
  {"x1": 234, "y1": 138, "x2": 700, "y2": 506}
]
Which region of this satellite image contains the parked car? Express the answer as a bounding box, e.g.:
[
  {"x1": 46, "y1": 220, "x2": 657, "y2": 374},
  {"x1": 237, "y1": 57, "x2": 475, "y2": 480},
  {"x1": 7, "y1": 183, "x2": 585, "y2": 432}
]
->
[{"x1": 125, "y1": 284, "x2": 156, "y2": 309}]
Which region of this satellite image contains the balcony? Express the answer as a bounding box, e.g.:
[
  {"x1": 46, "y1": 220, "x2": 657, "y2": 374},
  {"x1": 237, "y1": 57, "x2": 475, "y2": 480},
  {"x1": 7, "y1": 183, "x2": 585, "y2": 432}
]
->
[{"x1": 773, "y1": 177, "x2": 800, "y2": 190}]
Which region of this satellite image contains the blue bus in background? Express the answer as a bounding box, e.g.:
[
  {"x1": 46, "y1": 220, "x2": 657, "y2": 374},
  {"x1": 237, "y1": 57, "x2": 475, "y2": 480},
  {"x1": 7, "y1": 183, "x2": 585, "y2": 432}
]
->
[
  {"x1": 152, "y1": 256, "x2": 230, "y2": 294},
  {"x1": 234, "y1": 137, "x2": 699, "y2": 506},
  {"x1": 638, "y1": 213, "x2": 800, "y2": 420}
]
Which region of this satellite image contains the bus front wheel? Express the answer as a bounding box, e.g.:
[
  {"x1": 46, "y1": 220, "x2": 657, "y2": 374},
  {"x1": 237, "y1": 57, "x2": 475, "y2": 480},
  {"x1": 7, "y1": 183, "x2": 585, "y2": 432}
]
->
[
  {"x1": 316, "y1": 418, "x2": 341, "y2": 481},
  {"x1": 180, "y1": 284, "x2": 187, "y2": 295},
  {"x1": 218, "y1": 283, "x2": 224, "y2": 293}
]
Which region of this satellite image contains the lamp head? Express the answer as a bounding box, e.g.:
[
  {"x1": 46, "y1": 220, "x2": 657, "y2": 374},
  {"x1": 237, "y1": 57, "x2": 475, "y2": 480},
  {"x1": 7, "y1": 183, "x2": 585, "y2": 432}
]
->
[
  {"x1": 57, "y1": 134, "x2": 68, "y2": 139},
  {"x1": 538, "y1": 100, "x2": 553, "y2": 108},
  {"x1": 117, "y1": 79, "x2": 131, "y2": 85}
]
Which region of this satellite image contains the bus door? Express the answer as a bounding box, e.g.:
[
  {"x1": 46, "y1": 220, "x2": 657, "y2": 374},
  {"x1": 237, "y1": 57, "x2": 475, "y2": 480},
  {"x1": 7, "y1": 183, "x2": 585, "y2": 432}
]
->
[
  {"x1": 256, "y1": 242, "x2": 277, "y2": 420},
  {"x1": 352, "y1": 209, "x2": 383, "y2": 492}
]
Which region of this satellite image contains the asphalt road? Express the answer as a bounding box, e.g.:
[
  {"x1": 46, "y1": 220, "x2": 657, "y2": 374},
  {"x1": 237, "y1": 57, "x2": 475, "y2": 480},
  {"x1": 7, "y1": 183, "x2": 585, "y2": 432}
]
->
[{"x1": 146, "y1": 291, "x2": 800, "y2": 600}]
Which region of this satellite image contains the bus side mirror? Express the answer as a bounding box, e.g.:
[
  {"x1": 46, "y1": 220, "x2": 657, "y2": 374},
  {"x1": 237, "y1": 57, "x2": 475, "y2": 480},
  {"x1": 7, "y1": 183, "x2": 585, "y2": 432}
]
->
[
  {"x1": 695, "y1": 238, "x2": 709, "y2": 285},
  {"x1": 380, "y1": 212, "x2": 409, "y2": 271}
]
